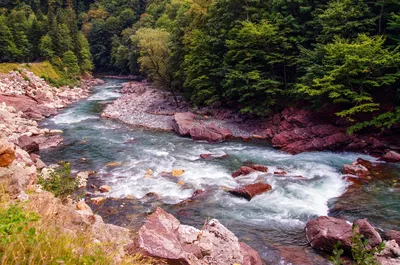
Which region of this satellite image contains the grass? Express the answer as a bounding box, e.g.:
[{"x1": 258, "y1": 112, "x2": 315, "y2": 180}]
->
[
  {"x1": 0, "y1": 61, "x2": 76, "y2": 87},
  {"x1": 0, "y1": 184, "x2": 162, "y2": 265}
]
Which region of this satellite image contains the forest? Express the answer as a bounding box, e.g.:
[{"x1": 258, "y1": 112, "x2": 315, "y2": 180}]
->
[{"x1": 1, "y1": 0, "x2": 400, "y2": 133}]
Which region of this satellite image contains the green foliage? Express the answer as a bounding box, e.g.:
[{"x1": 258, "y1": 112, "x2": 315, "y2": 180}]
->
[
  {"x1": 0, "y1": 204, "x2": 39, "y2": 245},
  {"x1": 38, "y1": 162, "x2": 79, "y2": 200},
  {"x1": 329, "y1": 226, "x2": 385, "y2": 265},
  {"x1": 62, "y1": 50, "x2": 80, "y2": 77},
  {"x1": 298, "y1": 34, "x2": 400, "y2": 128}
]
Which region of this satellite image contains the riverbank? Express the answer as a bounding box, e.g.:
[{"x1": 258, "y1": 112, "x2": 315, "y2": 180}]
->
[
  {"x1": 0, "y1": 69, "x2": 138, "y2": 263},
  {"x1": 0, "y1": 71, "x2": 266, "y2": 265},
  {"x1": 103, "y1": 81, "x2": 400, "y2": 160}
]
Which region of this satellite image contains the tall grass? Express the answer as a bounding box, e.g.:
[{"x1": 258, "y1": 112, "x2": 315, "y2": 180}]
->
[{"x1": 0, "y1": 185, "x2": 162, "y2": 265}]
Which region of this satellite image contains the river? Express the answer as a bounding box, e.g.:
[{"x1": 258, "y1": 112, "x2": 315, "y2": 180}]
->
[{"x1": 39, "y1": 79, "x2": 400, "y2": 264}]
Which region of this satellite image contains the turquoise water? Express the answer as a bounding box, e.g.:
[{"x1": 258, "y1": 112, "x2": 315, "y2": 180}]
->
[{"x1": 39, "y1": 79, "x2": 400, "y2": 264}]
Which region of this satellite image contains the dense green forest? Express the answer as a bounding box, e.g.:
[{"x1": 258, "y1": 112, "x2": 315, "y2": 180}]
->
[{"x1": 1, "y1": 0, "x2": 400, "y2": 132}]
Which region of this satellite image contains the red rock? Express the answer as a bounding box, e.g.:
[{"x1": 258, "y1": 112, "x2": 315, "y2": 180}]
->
[
  {"x1": 232, "y1": 166, "x2": 257, "y2": 178},
  {"x1": 248, "y1": 164, "x2": 268, "y2": 172},
  {"x1": 353, "y1": 219, "x2": 382, "y2": 247},
  {"x1": 386, "y1": 230, "x2": 400, "y2": 245},
  {"x1": 342, "y1": 162, "x2": 369, "y2": 178},
  {"x1": 228, "y1": 183, "x2": 272, "y2": 201},
  {"x1": 240, "y1": 242, "x2": 263, "y2": 265},
  {"x1": 274, "y1": 171, "x2": 288, "y2": 175},
  {"x1": 0, "y1": 140, "x2": 15, "y2": 167},
  {"x1": 31, "y1": 135, "x2": 63, "y2": 149},
  {"x1": 171, "y1": 112, "x2": 196, "y2": 136},
  {"x1": 190, "y1": 124, "x2": 232, "y2": 143},
  {"x1": 305, "y1": 216, "x2": 353, "y2": 253},
  {"x1": 232, "y1": 165, "x2": 268, "y2": 178},
  {"x1": 18, "y1": 135, "x2": 39, "y2": 153},
  {"x1": 380, "y1": 151, "x2": 400, "y2": 163},
  {"x1": 200, "y1": 153, "x2": 228, "y2": 160}
]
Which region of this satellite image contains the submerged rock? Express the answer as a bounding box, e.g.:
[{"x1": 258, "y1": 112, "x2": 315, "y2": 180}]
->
[
  {"x1": 228, "y1": 183, "x2": 272, "y2": 201},
  {"x1": 200, "y1": 153, "x2": 229, "y2": 160},
  {"x1": 232, "y1": 164, "x2": 268, "y2": 178},
  {"x1": 134, "y1": 207, "x2": 261, "y2": 265},
  {"x1": 381, "y1": 151, "x2": 400, "y2": 163}
]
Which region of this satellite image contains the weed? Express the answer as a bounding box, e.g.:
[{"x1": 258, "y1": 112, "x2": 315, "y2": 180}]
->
[
  {"x1": 38, "y1": 162, "x2": 81, "y2": 201},
  {"x1": 329, "y1": 226, "x2": 385, "y2": 265}
]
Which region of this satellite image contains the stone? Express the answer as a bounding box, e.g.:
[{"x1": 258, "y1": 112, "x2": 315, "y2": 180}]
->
[
  {"x1": 377, "y1": 240, "x2": 400, "y2": 259},
  {"x1": 381, "y1": 151, "x2": 400, "y2": 163},
  {"x1": 0, "y1": 139, "x2": 16, "y2": 167},
  {"x1": 386, "y1": 230, "x2": 400, "y2": 245},
  {"x1": 353, "y1": 219, "x2": 382, "y2": 247},
  {"x1": 17, "y1": 191, "x2": 29, "y2": 202},
  {"x1": 99, "y1": 185, "x2": 111, "y2": 193},
  {"x1": 171, "y1": 112, "x2": 196, "y2": 136},
  {"x1": 18, "y1": 135, "x2": 39, "y2": 153},
  {"x1": 90, "y1": 197, "x2": 106, "y2": 205},
  {"x1": 76, "y1": 201, "x2": 92, "y2": 212},
  {"x1": 200, "y1": 153, "x2": 228, "y2": 160},
  {"x1": 305, "y1": 216, "x2": 353, "y2": 253},
  {"x1": 135, "y1": 207, "x2": 261, "y2": 265},
  {"x1": 172, "y1": 169, "x2": 185, "y2": 177},
  {"x1": 144, "y1": 169, "x2": 153, "y2": 178},
  {"x1": 228, "y1": 183, "x2": 272, "y2": 201},
  {"x1": 240, "y1": 242, "x2": 263, "y2": 265},
  {"x1": 232, "y1": 166, "x2": 256, "y2": 178},
  {"x1": 232, "y1": 164, "x2": 268, "y2": 178},
  {"x1": 106, "y1": 161, "x2": 122, "y2": 167}
]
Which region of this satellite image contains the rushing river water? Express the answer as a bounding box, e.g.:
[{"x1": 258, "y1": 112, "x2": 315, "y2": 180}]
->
[{"x1": 39, "y1": 79, "x2": 400, "y2": 265}]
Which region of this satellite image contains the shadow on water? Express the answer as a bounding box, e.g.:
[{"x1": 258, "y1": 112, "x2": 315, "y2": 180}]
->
[{"x1": 39, "y1": 79, "x2": 400, "y2": 265}]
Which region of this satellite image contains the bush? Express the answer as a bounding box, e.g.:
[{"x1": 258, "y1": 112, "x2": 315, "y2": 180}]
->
[
  {"x1": 38, "y1": 162, "x2": 80, "y2": 201},
  {"x1": 329, "y1": 226, "x2": 385, "y2": 265}
]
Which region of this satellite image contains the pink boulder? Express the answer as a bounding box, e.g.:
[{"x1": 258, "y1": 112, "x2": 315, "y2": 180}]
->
[
  {"x1": 135, "y1": 207, "x2": 262, "y2": 265},
  {"x1": 354, "y1": 219, "x2": 382, "y2": 247},
  {"x1": 305, "y1": 216, "x2": 353, "y2": 253}
]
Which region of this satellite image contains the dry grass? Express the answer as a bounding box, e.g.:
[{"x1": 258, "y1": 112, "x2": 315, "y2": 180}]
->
[
  {"x1": 0, "y1": 185, "x2": 162, "y2": 265},
  {"x1": 0, "y1": 61, "x2": 60, "y2": 81}
]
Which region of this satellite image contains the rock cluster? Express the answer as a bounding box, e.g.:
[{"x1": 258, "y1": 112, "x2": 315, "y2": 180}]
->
[
  {"x1": 102, "y1": 81, "x2": 188, "y2": 131},
  {"x1": 133, "y1": 207, "x2": 262, "y2": 265},
  {"x1": 306, "y1": 216, "x2": 400, "y2": 264}
]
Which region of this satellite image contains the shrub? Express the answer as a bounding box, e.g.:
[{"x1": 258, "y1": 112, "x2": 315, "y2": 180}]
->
[
  {"x1": 38, "y1": 162, "x2": 80, "y2": 201},
  {"x1": 329, "y1": 226, "x2": 385, "y2": 265}
]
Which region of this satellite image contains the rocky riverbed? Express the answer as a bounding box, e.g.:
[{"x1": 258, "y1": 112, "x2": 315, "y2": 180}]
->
[{"x1": 103, "y1": 81, "x2": 400, "y2": 161}]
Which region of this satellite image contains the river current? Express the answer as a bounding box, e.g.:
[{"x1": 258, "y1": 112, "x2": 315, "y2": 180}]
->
[{"x1": 39, "y1": 79, "x2": 400, "y2": 264}]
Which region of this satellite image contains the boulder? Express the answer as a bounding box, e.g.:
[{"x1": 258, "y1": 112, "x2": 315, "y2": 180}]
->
[
  {"x1": 232, "y1": 164, "x2": 268, "y2": 178},
  {"x1": 200, "y1": 153, "x2": 228, "y2": 160},
  {"x1": 172, "y1": 169, "x2": 185, "y2": 177},
  {"x1": 342, "y1": 162, "x2": 369, "y2": 178},
  {"x1": 381, "y1": 151, "x2": 400, "y2": 163},
  {"x1": 99, "y1": 185, "x2": 112, "y2": 193},
  {"x1": 18, "y1": 135, "x2": 39, "y2": 153},
  {"x1": 190, "y1": 124, "x2": 232, "y2": 143},
  {"x1": 172, "y1": 112, "x2": 233, "y2": 143},
  {"x1": 228, "y1": 183, "x2": 272, "y2": 201},
  {"x1": 232, "y1": 166, "x2": 256, "y2": 178},
  {"x1": 135, "y1": 207, "x2": 262, "y2": 265},
  {"x1": 0, "y1": 139, "x2": 16, "y2": 167},
  {"x1": 386, "y1": 230, "x2": 400, "y2": 245},
  {"x1": 240, "y1": 242, "x2": 263, "y2": 265},
  {"x1": 305, "y1": 216, "x2": 353, "y2": 253},
  {"x1": 353, "y1": 219, "x2": 382, "y2": 247},
  {"x1": 172, "y1": 112, "x2": 196, "y2": 136}
]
